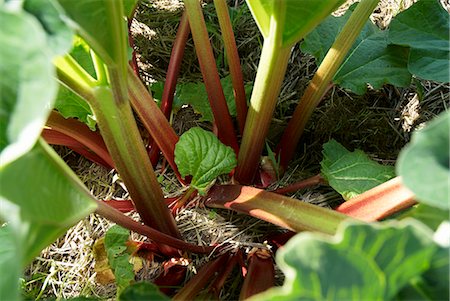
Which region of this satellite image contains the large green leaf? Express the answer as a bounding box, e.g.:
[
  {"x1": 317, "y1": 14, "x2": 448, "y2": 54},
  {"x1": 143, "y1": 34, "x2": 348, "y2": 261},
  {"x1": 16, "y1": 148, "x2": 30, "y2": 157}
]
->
[
  {"x1": 104, "y1": 225, "x2": 134, "y2": 295},
  {"x1": 246, "y1": 0, "x2": 346, "y2": 47},
  {"x1": 301, "y1": 8, "x2": 411, "y2": 95},
  {"x1": 0, "y1": 8, "x2": 58, "y2": 165},
  {"x1": 321, "y1": 140, "x2": 395, "y2": 200},
  {"x1": 175, "y1": 127, "x2": 237, "y2": 195},
  {"x1": 400, "y1": 204, "x2": 449, "y2": 232},
  {"x1": 0, "y1": 140, "x2": 97, "y2": 265},
  {"x1": 0, "y1": 225, "x2": 21, "y2": 301},
  {"x1": 56, "y1": 0, "x2": 128, "y2": 73},
  {"x1": 23, "y1": 0, "x2": 73, "y2": 56},
  {"x1": 397, "y1": 111, "x2": 450, "y2": 209},
  {"x1": 389, "y1": 0, "x2": 450, "y2": 82},
  {"x1": 251, "y1": 220, "x2": 440, "y2": 301}
]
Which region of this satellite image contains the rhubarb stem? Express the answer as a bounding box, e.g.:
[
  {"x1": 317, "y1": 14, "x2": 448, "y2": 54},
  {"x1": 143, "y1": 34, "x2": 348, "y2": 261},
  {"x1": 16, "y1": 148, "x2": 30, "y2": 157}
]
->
[
  {"x1": 235, "y1": 19, "x2": 291, "y2": 184},
  {"x1": 336, "y1": 176, "x2": 416, "y2": 221},
  {"x1": 184, "y1": 0, "x2": 239, "y2": 153},
  {"x1": 213, "y1": 0, "x2": 248, "y2": 135},
  {"x1": 273, "y1": 174, "x2": 324, "y2": 195},
  {"x1": 276, "y1": 0, "x2": 381, "y2": 169}
]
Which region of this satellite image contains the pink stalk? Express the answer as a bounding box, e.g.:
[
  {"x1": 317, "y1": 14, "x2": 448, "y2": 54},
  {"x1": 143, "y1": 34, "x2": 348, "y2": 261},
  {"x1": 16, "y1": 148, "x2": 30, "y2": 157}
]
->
[
  {"x1": 336, "y1": 176, "x2": 417, "y2": 222},
  {"x1": 46, "y1": 111, "x2": 114, "y2": 168},
  {"x1": 184, "y1": 0, "x2": 239, "y2": 153}
]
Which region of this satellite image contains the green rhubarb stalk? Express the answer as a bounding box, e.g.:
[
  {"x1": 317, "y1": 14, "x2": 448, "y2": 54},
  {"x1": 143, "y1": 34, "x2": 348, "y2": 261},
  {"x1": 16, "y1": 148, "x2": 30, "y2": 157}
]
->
[
  {"x1": 235, "y1": 12, "x2": 291, "y2": 184},
  {"x1": 184, "y1": 0, "x2": 239, "y2": 153},
  {"x1": 213, "y1": 0, "x2": 248, "y2": 135},
  {"x1": 55, "y1": 52, "x2": 181, "y2": 239},
  {"x1": 205, "y1": 185, "x2": 349, "y2": 235},
  {"x1": 276, "y1": 0, "x2": 381, "y2": 170}
]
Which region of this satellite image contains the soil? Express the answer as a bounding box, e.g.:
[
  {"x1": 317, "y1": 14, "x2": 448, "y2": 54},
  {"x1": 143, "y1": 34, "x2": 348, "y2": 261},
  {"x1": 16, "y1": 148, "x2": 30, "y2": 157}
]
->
[{"x1": 23, "y1": 0, "x2": 449, "y2": 300}]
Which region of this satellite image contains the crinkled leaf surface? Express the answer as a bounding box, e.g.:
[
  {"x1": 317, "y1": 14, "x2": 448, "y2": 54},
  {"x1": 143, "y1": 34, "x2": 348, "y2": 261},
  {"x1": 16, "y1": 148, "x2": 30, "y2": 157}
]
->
[
  {"x1": 389, "y1": 0, "x2": 450, "y2": 82},
  {"x1": 119, "y1": 282, "x2": 170, "y2": 301},
  {"x1": 0, "y1": 141, "x2": 97, "y2": 265},
  {"x1": 301, "y1": 7, "x2": 411, "y2": 95},
  {"x1": 246, "y1": 0, "x2": 345, "y2": 47},
  {"x1": 174, "y1": 76, "x2": 250, "y2": 122},
  {"x1": 0, "y1": 9, "x2": 59, "y2": 165},
  {"x1": 397, "y1": 111, "x2": 450, "y2": 209},
  {"x1": 251, "y1": 220, "x2": 440, "y2": 301},
  {"x1": 175, "y1": 127, "x2": 237, "y2": 195},
  {"x1": 321, "y1": 140, "x2": 395, "y2": 200},
  {"x1": 0, "y1": 225, "x2": 21, "y2": 301},
  {"x1": 104, "y1": 225, "x2": 135, "y2": 294}
]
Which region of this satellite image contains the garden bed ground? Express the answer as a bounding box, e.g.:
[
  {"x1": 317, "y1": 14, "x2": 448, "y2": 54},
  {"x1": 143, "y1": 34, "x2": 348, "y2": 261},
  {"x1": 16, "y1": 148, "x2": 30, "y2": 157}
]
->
[{"x1": 23, "y1": 0, "x2": 449, "y2": 300}]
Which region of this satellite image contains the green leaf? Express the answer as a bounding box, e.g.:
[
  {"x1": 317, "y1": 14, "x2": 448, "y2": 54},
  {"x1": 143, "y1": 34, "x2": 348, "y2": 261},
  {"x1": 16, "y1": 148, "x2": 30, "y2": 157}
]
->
[
  {"x1": 54, "y1": 85, "x2": 97, "y2": 130},
  {"x1": 397, "y1": 111, "x2": 450, "y2": 209},
  {"x1": 123, "y1": 0, "x2": 138, "y2": 19},
  {"x1": 56, "y1": 0, "x2": 128, "y2": 74},
  {"x1": 119, "y1": 282, "x2": 170, "y2": 301},
  {"x1": 0, "y1": 8, "x2": 58, "y2": 165},
  {"x1": 175, "y1": 127, "x2": 237, "y2": 195},
  {"x1": 246, "y1": 0, "x2": 346, "y2": 47},
  {"x1": 23, "y1": 0, "x2": 74, "y2": 56},
  {"x1": 104, "y1": 225, "x2": 134, "y2": 294},
  {"x1": 389, "y1": 0, "x2": 450, "y2": 82},
  {"x1": 321, "y1": 140, "x2": 395, "y2": 200},
  {"x1": 174, "y1": 76, "x2": 244, "y2": 122},
  {"x1": 251, "y1": 220, "x2": 440, "y2": 301},
  {"x1": 0, "y1": 225, "x2": 21, "y2": 301},
  {"x1": 0, "y1": 140, "x2": 97, "y2": 265},
  {"x1": 302, "y1": 8, "x2": 411, "y2": 95}
]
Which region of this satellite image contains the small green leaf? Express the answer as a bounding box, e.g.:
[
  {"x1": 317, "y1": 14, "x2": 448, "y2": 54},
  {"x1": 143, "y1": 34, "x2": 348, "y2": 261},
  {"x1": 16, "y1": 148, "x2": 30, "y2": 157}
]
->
[
  {"x1": 397, "y1": 111, "x2": 450, "y2": 209},
  {"x1": 174, "y1": 76, "x2": 242, "y2": 122},
  {"x1": 119, "y1": 282, "x2": 170, "y2": 301},
  {"x1": 302, "y1": 8, "x2": 411, "y2": 95},
  {"x1": 251, "y1": 220, "x2": 440, "y2": 301},
  {"x1": 104, "y1": 225, "x2": 134, "y2": 294},
  {"x1": 321, "y1": 140, "x2": 395, "y2": 200},
  {"x1": 0, "y1": 9, "x2": 58, "y2": 165},
  {"x1": 175, "y1": 127, "x2": 237, "y2": 195},
  {"x1": 389, "y1": 0, "x2": 450, "y2": 82}
]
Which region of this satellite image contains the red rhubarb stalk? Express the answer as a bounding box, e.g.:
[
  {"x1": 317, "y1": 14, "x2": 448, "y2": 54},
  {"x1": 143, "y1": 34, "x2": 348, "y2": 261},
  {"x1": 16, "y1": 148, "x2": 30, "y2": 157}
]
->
[
  {"x1": 46, "y1": 111, "x2": 114, "y2": 168},
  {"x1": 239, "y1": 249, "x2": 275, "y2": 300},
  {"x1": 184, "y1": 0, "x2": 239, "y2": 153},
  {"x1": 213, "y1": 0, "x2": 248, "y2": 134},
  {"x1": 42, "y1": 129, "x2": 113, "y2": 169},
  {"x1": 148, "y1": 11, "x2": 191, "y2": 165},
  {"x1": 172, "y1": 253, "x2": 230, "y2": 301},
  {"x1": 273, "y1": 174, "x2": 325, "y2": 194},
  {"x1": 336, "y1": 176, "x2": 416, "y2": 222}
]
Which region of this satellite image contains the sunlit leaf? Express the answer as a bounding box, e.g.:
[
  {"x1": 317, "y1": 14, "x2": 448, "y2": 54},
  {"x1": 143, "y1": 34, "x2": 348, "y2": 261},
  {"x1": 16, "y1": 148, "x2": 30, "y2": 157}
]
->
[{"x1": 175, "y1": 127, "x2": 236, "y2": 195}]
